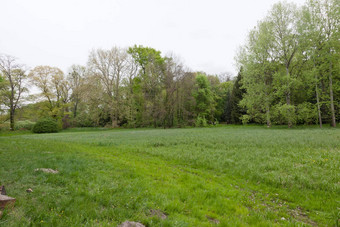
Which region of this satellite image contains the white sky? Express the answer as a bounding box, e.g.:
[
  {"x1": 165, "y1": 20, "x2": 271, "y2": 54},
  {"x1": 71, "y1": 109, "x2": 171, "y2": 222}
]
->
[{"x1": 0, "y1": 0, "x2": 306, "y2": 76}]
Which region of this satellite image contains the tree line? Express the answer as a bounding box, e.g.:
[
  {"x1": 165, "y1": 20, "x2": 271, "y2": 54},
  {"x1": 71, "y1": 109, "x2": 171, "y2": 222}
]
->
[
  {"x1": 0, "y1": 0, "x2": 338, "y2": 131},
  {"x1": 0, "y1": 46, "x2": 236, "y2": 130},
  {"x1": 237, "y1": 0, "x2": 339, "y2": 128}
]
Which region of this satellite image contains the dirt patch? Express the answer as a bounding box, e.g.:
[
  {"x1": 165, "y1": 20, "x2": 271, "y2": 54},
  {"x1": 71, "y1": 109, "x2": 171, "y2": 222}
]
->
[
  {"x1": 289, "y1": 207, "x2": 317, "y2": 226},
  {"x1": 206, "y1": 215, "x2": 220, "y2": 224},
  {"x1": 150, "y1": 209, "x2": 167, "y2": 220},
  {"x1": 119, "y1": 221, "x2": 145, "y2": 227},
  {"x1": 35, "y1": 168, "x2": 59, "y2": 174},
  {"x1": 246, "y1": 191, "x2": 317, "y2": 226}
]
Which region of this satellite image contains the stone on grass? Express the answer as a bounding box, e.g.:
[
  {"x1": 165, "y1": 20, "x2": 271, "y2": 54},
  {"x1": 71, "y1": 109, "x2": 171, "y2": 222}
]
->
[
  {"x1": 35, "y1": 168, "x2": 59, "y2": 174},
  {"x1": 150, "y1": 209, "x2": 167, "y2": 220},
  {"x1": 0, "y1": 195, "x2": 16, "y2": 210},
  {"x1": 118, "y1": 221, "x2": 145, "y2": 227},
  {"x1": 26, "y1": 188, "x2": 33, "y2": 193}
]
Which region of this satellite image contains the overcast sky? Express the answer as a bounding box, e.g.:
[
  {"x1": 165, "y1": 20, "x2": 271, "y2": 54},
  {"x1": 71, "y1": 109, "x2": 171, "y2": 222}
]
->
[{"x1": 1, "y1": 0, "x2": 306, "y2": 76}]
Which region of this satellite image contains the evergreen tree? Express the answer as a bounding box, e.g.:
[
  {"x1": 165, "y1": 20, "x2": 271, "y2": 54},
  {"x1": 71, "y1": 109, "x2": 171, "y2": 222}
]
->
[{"x1": 230, "y1": 70, "x2": 246, "y2": 124}]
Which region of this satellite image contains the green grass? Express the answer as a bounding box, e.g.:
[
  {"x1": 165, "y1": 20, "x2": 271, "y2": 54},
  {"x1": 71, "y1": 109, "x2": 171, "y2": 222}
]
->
[{"x1": 0, "y1": 126, "x2": 339, "y2": 226}]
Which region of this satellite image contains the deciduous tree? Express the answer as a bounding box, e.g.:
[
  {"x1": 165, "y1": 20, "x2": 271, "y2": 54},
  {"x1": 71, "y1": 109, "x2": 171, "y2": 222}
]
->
[{"x1": 0, "y1": 55, "x2": 27, "y2": 130}]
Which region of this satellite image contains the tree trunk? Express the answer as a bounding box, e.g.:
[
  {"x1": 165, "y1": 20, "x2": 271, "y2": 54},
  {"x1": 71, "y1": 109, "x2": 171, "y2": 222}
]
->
[
  {"x1": 73, "y1": 102, "x2": 78, "y2": 118},
  {"x1": 111, "y1": 113, "x2": 117, "y2": 128},
  {"x1": 111, "y1": 100, "x2": 118, "y2": 128},
  {"x1": 9, "y1": 86, "x2": 15, "y2": 131},
  {"x1": 115, "y1": 75, "x2": 120, "y2": 127},
  {"x1": 315, "y1": 77, "x2": 322, "y2": 128},
  {"x1": 285, "y1": 66, "x2": 292, "y2": 128},
  {"x1": 266, "y1": 105, "x2": 271, "y2": 128},
  {"x1": 9, "y1": 109, "x2": 15, "y2": 131},
  {"x1": 329, "y1": 60, "x2": 336, "y2": 127}
]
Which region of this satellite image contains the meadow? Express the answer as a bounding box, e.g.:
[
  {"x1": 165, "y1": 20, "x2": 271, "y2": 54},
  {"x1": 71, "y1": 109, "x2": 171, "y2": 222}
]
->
[{"x1": 0, "y1": 126, "x2": 339, "y2": 226}]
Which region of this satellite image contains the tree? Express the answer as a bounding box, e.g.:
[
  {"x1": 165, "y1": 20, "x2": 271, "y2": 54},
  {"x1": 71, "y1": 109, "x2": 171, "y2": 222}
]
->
[
  {"x1": 0, "y1": 55, "x2": 27, "y2": 130},
  {"x1": 230, "y1": 70, "x2": 246, "y2": 124},
  {"x1": 127, "y1": 45, "x2": 165, "y2": 75},
  {"x1": 237, "y1": 19, "x2": 277, "y2": 127},
  {"x1": 121, "y1": 54, "x2": 140, "y2": 127},
  {"x1": 0, "y1": 74, "x2": 6, "y2": 114},
  {"x1": 193, "y1": 73, "x2": 215, "y2": 123},
  {"x1": 298, "y1": 0, "x2": 340, "y2": 127},
  {"x1": 268, "y1": 2, "x2": 299, "y2": 127},
  {"x1": 321, "y1": 0, "x2": 339, "y2": 127},
  {"x1": 67, "y1": 65, "x2": 86, "y2": 118},
  {"x1": 128, "y1": 45, "x2": 166, "y2": 127},
  {"x1": 29, "y1": 66, "x2": 68, "y2": 122},
  {"x1": 163, "y1": 54, "x2": 186, "y2": 127},
  {"x1": 219, "y1": 80, "x2": 234, "y2": 123},
  {"x1": 88, "y1": 47, "x2": 128, "y2": 127},
  {"x1": 176, "y1": 72, "x2": 196, "y2": 126}
]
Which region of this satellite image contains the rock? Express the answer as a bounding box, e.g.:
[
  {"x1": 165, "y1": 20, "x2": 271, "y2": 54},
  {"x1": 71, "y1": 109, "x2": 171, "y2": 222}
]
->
[
  {"x1": 281, "y1": 217, "x2": 286, "y2": 220},
  {"x1": 0, "y1": 186, "x2": 6, "y2": 195},
  {"x1": 26, "y1": 188, "x2": 33, "y2": 193},
  {"x1": 0, "y1": 195, "x2": 16, "y2": 209},
  {"x1": 150, "y1": 209, "x2": 167, "y2": 220},
  {"x1": 118, "y1": 221, "x2": 145, "y2": 227},
  {"x1": 35, "y1": 168, "x2": 59, "y2": 174}
]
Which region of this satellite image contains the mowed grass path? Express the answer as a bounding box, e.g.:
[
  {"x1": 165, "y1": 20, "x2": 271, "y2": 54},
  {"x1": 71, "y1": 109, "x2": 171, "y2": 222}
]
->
[{"x1": 0, "y1": 126, "x2": 339, "y2": 226}]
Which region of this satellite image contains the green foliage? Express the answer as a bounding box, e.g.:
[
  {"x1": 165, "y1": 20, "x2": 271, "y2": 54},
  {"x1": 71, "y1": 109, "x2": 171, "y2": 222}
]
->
[
  {"x1": 296, "y1": 102, "x2": 317, "y2": 125},
  {"x1": 195, "y1": 115, "x2": 208, "y2": 127},
  {"x1": 216, "y1": 81, "x2": 233, "y2": 123},
  {"x1": 193, "y1": 73, "x2": 215, "y2": 120},
  {"x1": 4, "y1": 0, "x2": 339, "y2": 129},
  {"x1": 73, "y1": 112, "x2": 95, "y2": 127},
  {"x1": 0, "y1": 122, "x2": 9, "y2": 131},
  {"x1": 230, "y1": 70, "x2": 246, "y2": 124},
  {"x1": 128, "y1": 45, "x2": 165, "y2": 74},
  {"x1": 241, "y1": 114, "x2": 251, "y2": 125},
  {"x1": 277, "y1": 104, "x2": 297, "y2": 126},
  {"x1": 14, "y1": 120, "x2": 35, "y2": 130},
  {"x1": 237, "y1": 0, "x2": 339, "y2": 127},
  {"x1": 32, "y1": 118, "x2": 59, "y2": 133}
]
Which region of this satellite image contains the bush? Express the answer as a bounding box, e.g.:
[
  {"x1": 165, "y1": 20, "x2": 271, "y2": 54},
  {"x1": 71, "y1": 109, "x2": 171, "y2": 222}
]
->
[
  {"x1": 241, "y1": 115, "x2": 251, "y2": 125},
  {"x1": 32, "y1": 118, "x2": 59, "y2": 133},
  {"x1": 14, "y1": 120, "x2": 35, "y2": 131},
  {"x1": 296, "y1": 103, "x2": 317, "y2": 125},
  {"x1": 74, "y1": 113, "x2": 95, "y2": 127},
  {"x1": 195, "y1": 115, "x2": 208, "y2": 127},
  {"x1": 278, "y1": 104, "x2": 296, "y2": 126},
  {"x1": 0, "y1": 123, "x2": 10, "y2": 131}
]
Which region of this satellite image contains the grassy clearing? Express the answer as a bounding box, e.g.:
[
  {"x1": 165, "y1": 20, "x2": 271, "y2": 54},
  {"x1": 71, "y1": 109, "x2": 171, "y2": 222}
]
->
[{"x1": 0, "y1": 126, "x2": 339, "y2": 226}]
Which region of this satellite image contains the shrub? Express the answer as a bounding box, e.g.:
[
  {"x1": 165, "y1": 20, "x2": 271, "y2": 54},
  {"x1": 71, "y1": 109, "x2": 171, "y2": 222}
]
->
[
  {"x1": 241, "y1": 115, "x2": 251, "y2": 125},
  {"x1": 296, "y1": 103, "x2": 317, "y2": 125},
  {"x1": 14, "y1": 120, "x2": 35, "y2": 130},
  {"x1": 195, "y1": 115, "x2": 208, "y2": 127},
  {"x1": 74, "y1": 113, "x2": 95, "y2": 127},
  {"x1": 0, "y1": 122, "x2": 10, "y2": 131},
  {"x1": 32, "y1": 118, "x2": 59, "y2": 133},
  {"x1": 278, "y1": 104, "x2": 296, "y2": 126}
]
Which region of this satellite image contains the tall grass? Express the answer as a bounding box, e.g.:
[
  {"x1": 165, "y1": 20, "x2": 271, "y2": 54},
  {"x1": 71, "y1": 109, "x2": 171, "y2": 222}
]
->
[{"x1": 0, "y1": 126, "x2": 339, "y2": 226}]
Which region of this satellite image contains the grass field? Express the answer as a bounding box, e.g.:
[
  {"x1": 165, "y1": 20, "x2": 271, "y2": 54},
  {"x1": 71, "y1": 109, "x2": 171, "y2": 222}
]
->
[{"x1": 0, "y1": 126, "x2": 339, "y2": 226}]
